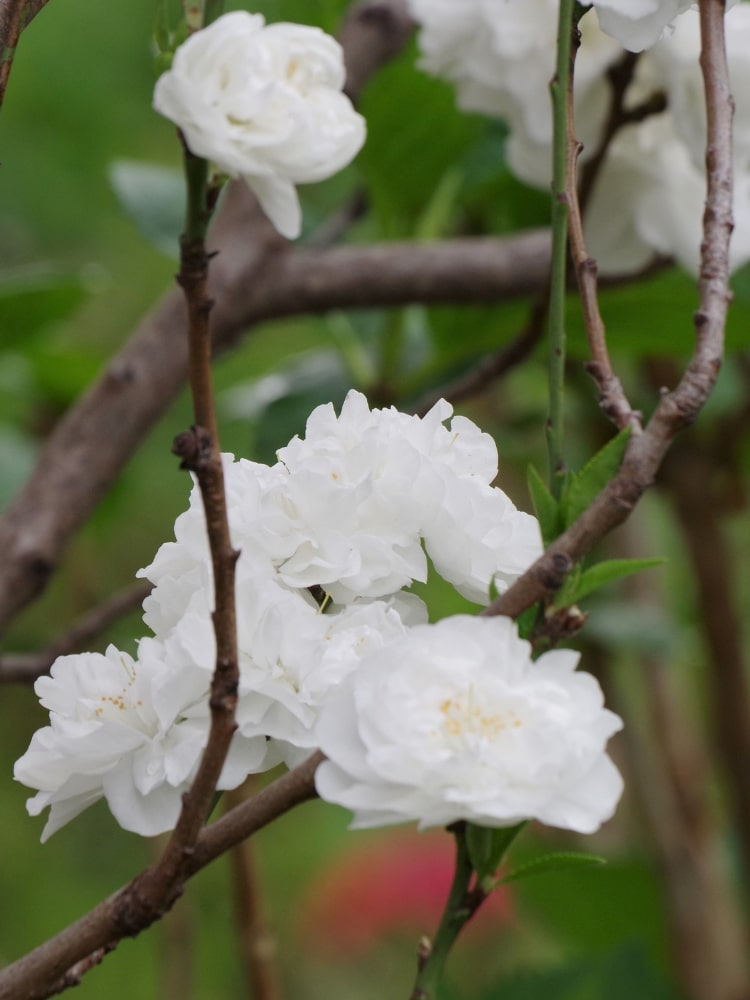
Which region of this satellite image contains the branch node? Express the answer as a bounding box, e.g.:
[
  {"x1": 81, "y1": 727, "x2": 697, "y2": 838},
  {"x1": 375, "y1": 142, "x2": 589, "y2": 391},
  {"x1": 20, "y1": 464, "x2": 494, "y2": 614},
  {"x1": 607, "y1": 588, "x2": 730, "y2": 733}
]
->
[{"x1": 172, "y1": 425, "x2": 213, "y2": 471}]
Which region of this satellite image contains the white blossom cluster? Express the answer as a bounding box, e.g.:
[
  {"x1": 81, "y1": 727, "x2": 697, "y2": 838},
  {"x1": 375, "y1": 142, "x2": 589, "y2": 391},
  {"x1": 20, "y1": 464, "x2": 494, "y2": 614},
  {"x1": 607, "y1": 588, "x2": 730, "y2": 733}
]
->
[
  {"x1": 407, "y1": 0, "x2": 750, "y2": 276},
  {"x1": 13, "y1": 393, "x2": 624, "y2": 843},
  {"x1": 17, "y1": 7, "x2": 631, "y2": 843},
  {"x1": 153, "y1": 12, "x2": 366, "y2": 239}
]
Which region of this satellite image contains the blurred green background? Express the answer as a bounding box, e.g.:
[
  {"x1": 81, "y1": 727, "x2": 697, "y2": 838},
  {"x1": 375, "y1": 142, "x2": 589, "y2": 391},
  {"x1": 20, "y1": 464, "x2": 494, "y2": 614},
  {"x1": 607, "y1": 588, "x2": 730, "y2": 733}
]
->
[{"x1": 1, "y1": 1, "x2": 749, "y2": 998}]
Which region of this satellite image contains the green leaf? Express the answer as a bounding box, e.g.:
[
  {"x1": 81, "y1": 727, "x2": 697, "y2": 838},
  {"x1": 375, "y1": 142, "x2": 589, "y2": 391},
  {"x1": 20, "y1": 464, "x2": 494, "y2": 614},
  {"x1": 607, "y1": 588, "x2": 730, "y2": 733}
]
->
[
  {"x1": 515, "y1": 604, "x2": 539, "y2": 641},
  {"x1": 527, "y1": 463, "x2": 561, "y2": 545},
  {"x1": 466, "y1": 822, "x2": 526, "y2": 882},
  {"x1": 466, "y1": 824, "x2": 494, "y2": 876},
  {"x1": 551, "y1": 562, "x2": 582, "y2": 610},
  {"x1": 414, "y1": 167, "x2": 463, "y2": 240},
  {"x1": 561, "y1": 428, "x2": 631, "y2": 528},
  {"x1": 109, "y1": 160, "x2": 185, "y2": 258},
  {"x1": 153, "y1": 0, "x2": 172, "y2": 55},
  {"x1": 566, "y1": 557, "x2": 665, "y2": 605},
  {"x1": 223, "y1": 349, "x2": 350, "y2": 465},
  {"x1": 478, "y1": 942, "x2": 678, "y2": 1000},
  {"x1": 0, "y1": 268, "x2": 91, "y2": 345},
  {"x1": 497, "y1": 851, "x2": 605, "y2": 887}
]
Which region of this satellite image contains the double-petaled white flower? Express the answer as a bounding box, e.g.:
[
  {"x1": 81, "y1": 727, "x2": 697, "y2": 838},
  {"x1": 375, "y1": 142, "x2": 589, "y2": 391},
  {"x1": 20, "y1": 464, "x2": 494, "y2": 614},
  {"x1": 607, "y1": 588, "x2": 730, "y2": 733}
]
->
[
  {"x1": 407, "y1": 0, "x2": 750, "y2": 278},
  {"x1": 141, "y1": 392, "x2": 542, "y2": 611},
  {"x1": 274, "y1": 391, "x2": 542, "y2": 603},
  {"x1": 316, "y1": 615, "x2": 624, "y2": 833},
  {"x1": 153, "y1": 11, "x2": 366, "y2": 238},
  {"x1": 586, "y1": 5, "x2": 750, "y2": 276},
  {"x1": 12, "y1": 643, "x2": 273, "y2": 840},
  {"x1": 580, "y1": 0, "x2": 696, "y2": 52}
]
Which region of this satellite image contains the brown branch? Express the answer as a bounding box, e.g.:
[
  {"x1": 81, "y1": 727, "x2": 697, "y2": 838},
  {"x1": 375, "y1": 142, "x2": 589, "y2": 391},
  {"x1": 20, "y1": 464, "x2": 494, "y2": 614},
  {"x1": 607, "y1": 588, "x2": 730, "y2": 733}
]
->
[
  {"x1": 660, "y1": 441, "x2": 750, "y2": 893},
  {"x1": 225, "y1": 788, "x2": 282, "y2": 1000},
  {"x1": 598, "y1": 641, "x2": 750, "y2": 1000},
  {"x1": 339, "y1": 0, "x2": 415, "y2": 101},
  {"x1": 141, "y1": 140, "x2": 242, "y2": 931},
  {"x1": 0, "y1": 226, "x2": 551, "y2": 639},
  {"x1": 0, "y1": 753, "x2": 322, "y2": 1000},
  {"x1": 577, "y1": 52, "x2": 668, "y2": 213},
  {"x1": 566, "y1": 28, "x2": 639, "y2": 431},
  {"x1": 595, "y1": 515, "x2": 750, "y2": 999},
  {"x1": 0, "y1": 0, "x2": 51, "y2": 109},
  {"x1": 0, "y1": 582, "x2": 151, "y2": 684},
  {"x1": 484, "y1": 0, "x2": 733, "y2": 621}
]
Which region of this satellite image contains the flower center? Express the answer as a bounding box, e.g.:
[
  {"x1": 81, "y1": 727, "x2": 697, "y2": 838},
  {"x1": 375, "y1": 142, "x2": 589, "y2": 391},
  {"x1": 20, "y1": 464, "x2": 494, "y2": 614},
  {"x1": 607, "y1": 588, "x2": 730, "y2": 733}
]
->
[
  {"x1": 439, "y1": 688, "x2": 522, "y2": 743},
  {"x1": 93, "y1": 656, "x2": 143, "y2": 718}
]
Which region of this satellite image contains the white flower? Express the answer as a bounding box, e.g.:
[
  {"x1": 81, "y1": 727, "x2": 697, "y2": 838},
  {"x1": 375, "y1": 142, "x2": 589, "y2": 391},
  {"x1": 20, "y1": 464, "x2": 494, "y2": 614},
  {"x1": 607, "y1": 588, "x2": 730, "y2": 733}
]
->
[
  {"x1": 582, "y1": 0, "x2": 695, "y2": 52},
  {"x1": 315, "y1": 615, "x2": 624, "y2": 833},
  {"x1": 276, "y1": 391, "x2": 542, "y2": 603},
  {"x1": 407, "y1": 0, "x2": 620, "y2": 188},
  {"x1": 584, "y1": 114, "x2": 706, "y2": 275},
  {"x1": 235, "y1": 592, "x2": 423, "y2": 766},
  {"x1": 146, "y1": 544, "x2": 427, "y2": 767},
  {"x1": 651, "y1": 6, "x2": 750, "y2": 173},
  {"x1": 153, "y1": 11, "x2": 366, "y2": 238},
  {"x1": 408, "y1": 0, "x2": 750, "y2": 278},
  {"x1": 586, "y1": 113, "x2": 750, "y2": 278},
  {"x1": 13, "y1": 642, "x2": 273, "y2": 840},
  {"x1": 141, "y1": 393, "x2": 541, "y2": 612}
]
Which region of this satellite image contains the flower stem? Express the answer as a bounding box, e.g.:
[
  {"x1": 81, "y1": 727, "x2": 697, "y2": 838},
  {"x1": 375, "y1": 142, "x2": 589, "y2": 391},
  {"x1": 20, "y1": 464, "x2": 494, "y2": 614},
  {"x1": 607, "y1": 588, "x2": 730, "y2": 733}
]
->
[
  {"x1": 410, "y1": 825, "x2": 487, "y2": 999},
  {"x1": 545, "y1": 0, "x2": 580, "y2": 497}
]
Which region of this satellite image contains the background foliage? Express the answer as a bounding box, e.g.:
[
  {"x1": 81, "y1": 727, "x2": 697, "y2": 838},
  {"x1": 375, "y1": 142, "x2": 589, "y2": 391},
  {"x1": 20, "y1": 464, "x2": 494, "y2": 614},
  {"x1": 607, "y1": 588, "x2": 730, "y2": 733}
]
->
[{"x1": 0, "y1": 1, "x2": 747, "y2": 997}]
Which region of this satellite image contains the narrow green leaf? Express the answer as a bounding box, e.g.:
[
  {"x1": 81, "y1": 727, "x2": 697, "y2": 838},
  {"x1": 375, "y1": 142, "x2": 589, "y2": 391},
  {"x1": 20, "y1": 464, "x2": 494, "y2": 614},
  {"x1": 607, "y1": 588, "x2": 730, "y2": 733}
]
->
[
  {"x1": 467, "y1": 822, "x2": 527, "y2": 882},
  {"x1": 153, "y1": 0, "x2": 172, "y2": 55},
  {"x1": 527, "y1": 463, "x2": 562, "y2": 545},
  {"x1": 515, "y1": 604, "x2": 539, "y2": 641},
  {"x1": 551, "y1": 562, "x2": 582, "y2": 610},
  {"x1": 466, "y1": 824, "x2": 493, "y2": 876},
  {"x1": 414, "y1": 167, "x2": 463, "y2": 240},
  {"x1": 561, "y1": 428, "x2": 631, "y2": 528},
  {"x1": 568, "y1": 557, "x2": 665, "y2": 604},
  {"x1": 497, "y1": 851, "x2": 605, "y2": 887},
  {"x1": 109, "y1": 160, "x2": 185, "y2": 258}
]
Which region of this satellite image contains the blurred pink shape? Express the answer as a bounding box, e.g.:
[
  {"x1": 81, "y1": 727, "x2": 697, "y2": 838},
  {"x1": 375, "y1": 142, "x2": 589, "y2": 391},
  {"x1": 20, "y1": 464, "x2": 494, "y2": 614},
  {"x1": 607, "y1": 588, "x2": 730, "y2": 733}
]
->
[{"x1": 296, "y1": 829, "x2": 514, "y2": 956}]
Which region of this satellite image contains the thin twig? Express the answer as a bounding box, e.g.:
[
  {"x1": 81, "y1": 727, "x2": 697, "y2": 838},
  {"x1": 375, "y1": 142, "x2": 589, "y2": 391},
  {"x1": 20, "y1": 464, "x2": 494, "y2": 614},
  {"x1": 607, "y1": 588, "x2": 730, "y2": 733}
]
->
[
  {"x1": 0, "y1": 753, "x2": 322, "y2": 1000},
  {"x1": 225, "y1": 789, "x2": 281, "y2": 1000},
  {"x1": 484, "y1": 0, "x2": 733, "y2": 620},
  {"x1": 411, "y1": 297, "x2": 547, "y2": 417},
  {"x1": 577, "y1": 52, "x2": 667, "y2": 213},
  {"x1": 0, "y1": 582, "x2": 151, "y2": 684},
  {"x1": 566, "y1": 28, "x2": 639, "y2": 431},
  {"x1": 0, "y1": 0, "x2": 51, "y2": 109},
  {"x1": 151, "y1": 141, "x2": 240, "y2": 906}
]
